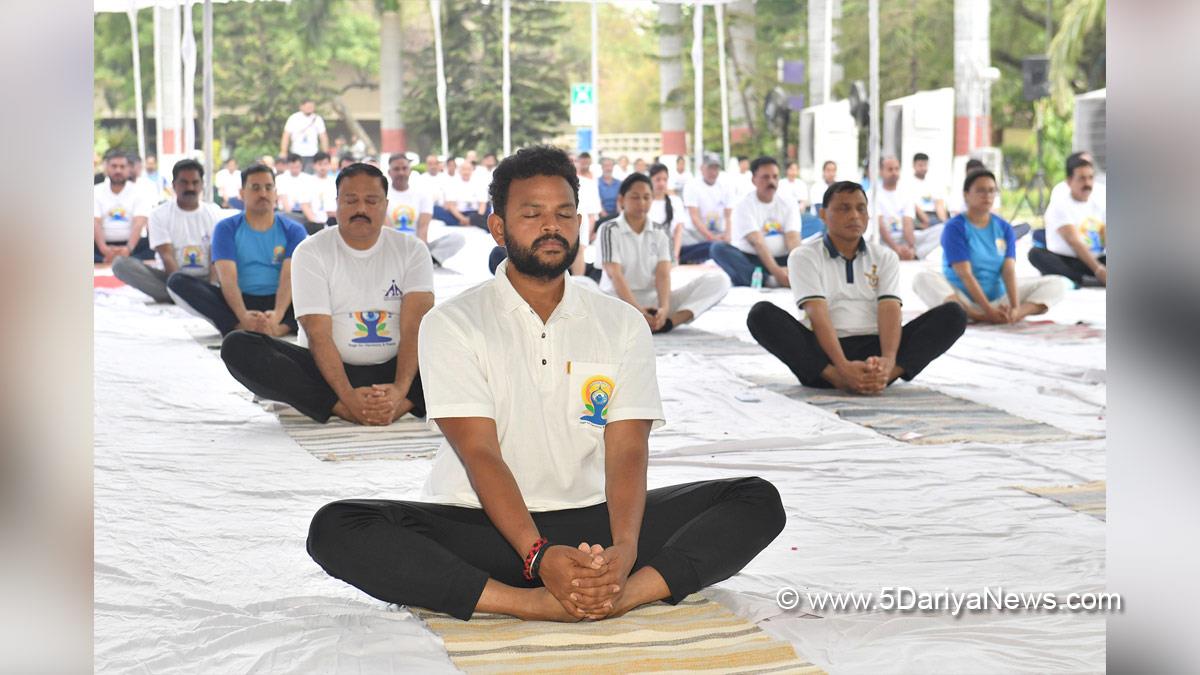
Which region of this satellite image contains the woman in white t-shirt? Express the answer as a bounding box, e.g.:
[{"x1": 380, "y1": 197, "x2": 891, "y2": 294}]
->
[{"x1": 598, "y1": 173, "x2": 730, "y2": 334}]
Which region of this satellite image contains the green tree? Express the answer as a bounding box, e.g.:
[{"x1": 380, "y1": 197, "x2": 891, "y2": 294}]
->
[
  {"x1": 94, "y1": 0, "x2": 379, "y2": 165},
  {"x1": 404, "y1": 0, "x2": 569, "y2": 155}
]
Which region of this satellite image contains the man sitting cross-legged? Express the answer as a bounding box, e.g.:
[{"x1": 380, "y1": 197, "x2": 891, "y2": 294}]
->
[
  {"x1": 747, "y1": 181, "x2": 967, "y2": 393},
  {"x1": 167, "y1": 164, "x2": 306, "y2": 337},
  {"x1": 220, "y1": 163, "x2": 434, "y2": 425},
  {"x1": 598, "y1": 173, "x2": 730, "y2": 334},
  {"x1": 710, "y1": 156, "x2": 803, "y2": 288},
  {"x1": 112, "y1": 159, "x2": 232, "y2": 303},
  {"x1": 306, "y1": 146, "x2": 785, "y2": 622},
  {"x1": 386, "y1": 153, "x2": 464, "y2": 266}
]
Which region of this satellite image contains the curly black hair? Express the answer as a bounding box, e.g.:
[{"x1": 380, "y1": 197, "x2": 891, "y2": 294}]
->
[{"x1": 488, "y1": 145, "x2": 580, "y2": 220}]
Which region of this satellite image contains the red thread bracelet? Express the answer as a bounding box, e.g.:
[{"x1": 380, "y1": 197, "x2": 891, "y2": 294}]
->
[{"x1": 523, "y1": 537, "x2": 548, "y2": 581}]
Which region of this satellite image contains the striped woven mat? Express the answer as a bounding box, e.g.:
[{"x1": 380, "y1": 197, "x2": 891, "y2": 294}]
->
[
  {"x1": 266, "y1": 402, "x2": 442, "y2": 461},
  {"x1": 747, "y1": 376, "x2": 1086, "y2": 445},
  {"x1": 1014, "y1": 480, "x2": 1106, "y2": 521},
  {"x1": 415, "y1": 594, "x2": 824, "y2": 674}
]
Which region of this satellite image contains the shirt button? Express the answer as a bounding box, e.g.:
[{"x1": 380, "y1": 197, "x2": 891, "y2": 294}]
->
[{"x1": 542, "y1": 359, "x2": 547, "y2": 365}]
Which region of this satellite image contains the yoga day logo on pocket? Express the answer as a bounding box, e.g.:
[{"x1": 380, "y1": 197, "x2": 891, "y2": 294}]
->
[
  {"x1": 579, "y1": 375, "x2": 615, "y2": 427},
  {"x1": 352, "y1": 310, "x2": 392, "y2": 344},
  {"x1": 272, "y1": 244, "x2": 286, "y2": 265}
]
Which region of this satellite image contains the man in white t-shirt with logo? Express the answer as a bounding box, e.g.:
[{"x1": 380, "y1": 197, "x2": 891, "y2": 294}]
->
[
  {"x1": 711, "y1": 156, "x2": 802, "y2": 287},
  {"x1": 94, "y1": 149, "x2": 152, "y2": 263},
  {"x1": 305, "y1": 145, "x2": 784, "y2": 622},
  {"x1": 386, "y1": 154, "x2": 465, "y2": 266},
  {"x1": 875, "y1": 155, "x2": 942, "y2": 260},
  {"x1": 112, "y1": 159, "x2": 233, "y2": 303},
  {"x1": 1029, "y1": 155, "x2": 1107, "y2": 287},
  {"x1": 907, "y1": 152, "x2": 949, "y2": 226},
  {"x1": 221, "y1": 163, "x2": 435, "y2": 425},
  {"x1": 280, "y1": 99, "x2": 329, "y2": 172},
  {"x1": 679, "y1": 154, "x2": 733, "y2": 263},
  {"x1": 297, "y1": 151, "x2": 338, "y2": 232}
]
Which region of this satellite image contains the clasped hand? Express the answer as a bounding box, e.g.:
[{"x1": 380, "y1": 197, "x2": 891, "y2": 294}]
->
[{"x1": 538, "y1": 542, "x2": 636, "y2": 620}]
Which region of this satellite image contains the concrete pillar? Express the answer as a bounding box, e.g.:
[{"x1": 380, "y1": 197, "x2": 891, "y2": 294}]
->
[
  {"x1": 657, "y1": 1, "x2": 686, "y2": 155},
  {"x1": 954, "y1": 0, "x2": 992, "y2": 155}
]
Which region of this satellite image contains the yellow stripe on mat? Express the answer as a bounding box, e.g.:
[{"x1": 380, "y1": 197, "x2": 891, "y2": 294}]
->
[
  {"x1": 1014, "y1": 480, "x2": 1106, "y2": 521},
  {"x1": 416, "y1": 594, "x2": 824, "y2": 674}
]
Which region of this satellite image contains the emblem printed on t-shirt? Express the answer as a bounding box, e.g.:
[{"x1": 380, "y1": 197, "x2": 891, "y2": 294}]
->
[
  {"x1": 390, "y1": 204, "x2": 417, "y2": 233},
  {"x1": 995, "y1": 238, "x2": 1007, "y2": 255},
  {"x1": 762, "y1": 220, "x2": 783, "y2": 236},
  {"x1": 866, "y1": 264, "x2": 879, "y2": 288},
  {"x1": 272, "y1": 244, "x2": 285, "y2": 265},
  {"x1": 351, "y1": 310, "x2": 391, "y2": 344},
  {"x1": 384, "y1": 280, "x2": 403, "y2": 299},
  {"x1": 181, "y1": 245, "x2": 204, "y2": 268},
  {"x1": 579, "y1": 375, "x2": 614, "y2": 428}
]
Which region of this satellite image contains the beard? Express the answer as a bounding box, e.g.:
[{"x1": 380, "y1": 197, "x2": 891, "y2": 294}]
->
[{"x1": 503, "y1": 227, "x2": 578, "y2": 281}]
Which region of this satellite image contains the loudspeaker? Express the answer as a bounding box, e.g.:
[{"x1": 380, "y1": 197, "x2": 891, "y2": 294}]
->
[
  {"x1": 1022, "y1": 56, "x2": 1050, "y2": 102},
  {"x1": 848, "y1": 80, "x2": 869, "y2": 127}
]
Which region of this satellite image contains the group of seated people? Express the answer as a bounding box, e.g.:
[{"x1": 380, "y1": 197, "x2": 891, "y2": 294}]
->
[{"x1": 96, "y1": 143, "x2": 1104, "y2": 624}]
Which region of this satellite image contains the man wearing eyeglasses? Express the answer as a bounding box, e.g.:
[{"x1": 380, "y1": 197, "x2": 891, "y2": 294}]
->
[
  {"x1": 167, "y1": 163, "x2": 306, "y2": 337},
  {"x1": 220, "y1": 162, "x2": 435, "y2": 426}
]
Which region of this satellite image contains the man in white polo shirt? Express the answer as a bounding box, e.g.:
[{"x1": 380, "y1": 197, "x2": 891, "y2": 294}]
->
[
  {"x1": 386, "y1": 154, "x2": 464, "y2": 266},
  {"x1": 306, "y1": 146, "x2": 784, "y2": 622},
  {"x1": 746, "y1": 181, "x2": 966, "y2": 393},
  {"x1": 598, "y1": 173, "x2": 729, "y2": 333},
  {"x1": 220, "y1": 163, "x2": 434, "y2": 425},
  {"x1": 711, "y1": 156, "x2": 802, "y2": 287}
]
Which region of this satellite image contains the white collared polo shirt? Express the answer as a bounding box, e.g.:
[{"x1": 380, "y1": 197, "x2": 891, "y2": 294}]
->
[
  {"x1": 598, "y1": 214, "x2": 672, "y2": 298},
  {"x1": 789, "y1": 234, "x2": 902, "y2": 337},
  {"x1": 418, "y1": 260, "x2": 665, "y2": 511}
]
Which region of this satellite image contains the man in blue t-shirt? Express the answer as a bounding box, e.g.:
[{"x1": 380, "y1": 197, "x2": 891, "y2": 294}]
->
[
  {"x1": 596, "y1": 157, "x2": 621, "y2": 224},
  {"x1": 167, "y1": 164, "x2": 307, "y2": 336},
  {"x1": 913, "y1": 169, "x2": 1064, "y2": 323}
]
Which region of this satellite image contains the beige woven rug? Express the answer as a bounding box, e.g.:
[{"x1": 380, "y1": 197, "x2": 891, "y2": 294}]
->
[
  {"x1": 1014, "y1": 480, "x2": 1106, "y2": 521},
  {"x1": 415, "y1": 594, "x2": 824, "y2": 674}
]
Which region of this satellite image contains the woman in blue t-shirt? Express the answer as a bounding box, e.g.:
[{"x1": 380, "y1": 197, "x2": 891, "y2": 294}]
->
[{"x1": 914, "y1": 169, "x2": 1064, "y2": 323}]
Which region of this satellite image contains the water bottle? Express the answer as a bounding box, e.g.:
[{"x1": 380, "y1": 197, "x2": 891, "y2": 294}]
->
[{"x1": 750, "y1": 266, "x2": 764, "y2": 290}]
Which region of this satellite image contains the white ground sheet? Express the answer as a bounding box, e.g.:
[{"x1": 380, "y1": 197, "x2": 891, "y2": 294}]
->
[{"x1": 95, "y1": 226, "x2": 1106, "y2": 673}]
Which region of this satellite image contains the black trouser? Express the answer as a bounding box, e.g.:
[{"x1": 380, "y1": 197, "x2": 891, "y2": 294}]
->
[
  {"x1": 746, "y1": 301, "x2": 967, "y2": 387},
  {"x1": 307, "y1": 477, "x2": 785, "y2": 621},
  {"x1": 95, "y1": 237, "x2": 152, "y2": 263},
  {"x1": 1028, "y1": 248, "x2": 1105, "y2": 288},
  {"x1": 220, "y1": 329, "x2": 425, "y2": 422},
  {"x1": 167, "y1": 273, "x2": 297, "y2": 337}
]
